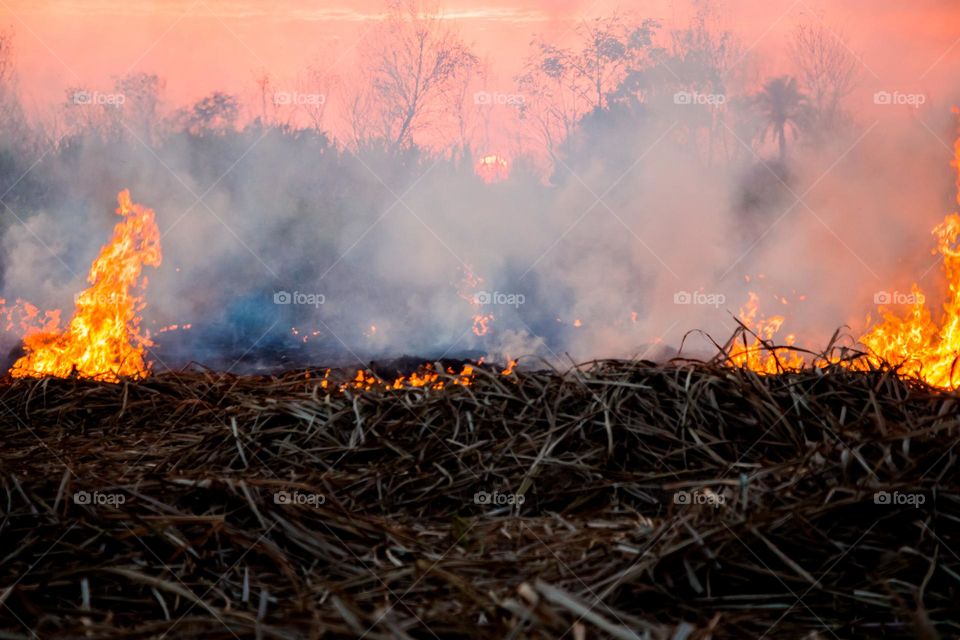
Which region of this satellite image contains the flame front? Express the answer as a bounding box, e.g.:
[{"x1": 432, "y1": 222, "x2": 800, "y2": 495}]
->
[
  {"x1": 732, "y1": 131, "x2": 960, "y2": 388},
  {"x1": 9, "y1": 190, "x2": 162, "y2": 382},
  {"x1": 859, "y1": 133, "x2": 960, "y2": 388}
]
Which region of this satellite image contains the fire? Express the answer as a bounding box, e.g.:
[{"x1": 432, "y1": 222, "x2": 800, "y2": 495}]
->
[
  {"x1": 9, "y1": 190, "x2": 162, "y2": 382},
  {"x1": 475, "y1": 154, "x2": 509, "y2": 184},
  {"x1": 732, "y1": 130, "x2": 960, "y2": 388},
  {"x1": 727, "y1": 292, "x2": 804, "y2": 373},
  {"x1": 459, "y1": 267, "x2": 495, "y2": 336},
  {"x1": 859, "y1": 135, "x2": 960, "y2": 387},
  {"x1": 316, "y1": 362, "x2": 481, "y2": 392}
]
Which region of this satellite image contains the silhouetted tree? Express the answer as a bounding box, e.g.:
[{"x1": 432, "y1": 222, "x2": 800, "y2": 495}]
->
[
  {"x1": 115, "y1": 72, "x2": 165, "y2": 144},
  {"x1": 789, "y1": 22, "x2": 859, "y2": 139},
  {"x1": 518, "y1": 14, "x2": 659, "y2": 158},
  {"x1": 753, "y1": 76, "x2": 810, "y2": 162},
  {"x1": 351, "y1": 0, "x2": 477, "y2": 151},
  {"x1": 0, "y1": 28, "x2": 27, "y2": 144},
  {"x1": 179, "y1": 92, "x2": 240, "y2": 136}
]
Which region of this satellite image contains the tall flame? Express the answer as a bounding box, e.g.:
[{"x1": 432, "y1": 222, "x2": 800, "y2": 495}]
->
[
  {"x1": 859, "y1": 133, "x2": 960, "y2": 388},
  {"x1": 9, "y1": 190, "x2": 162, "y2": 382}
]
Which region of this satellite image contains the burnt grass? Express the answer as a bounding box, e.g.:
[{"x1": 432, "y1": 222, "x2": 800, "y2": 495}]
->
[{"x1": 0, "y1": 359, "x2": 957, "y2": 639}]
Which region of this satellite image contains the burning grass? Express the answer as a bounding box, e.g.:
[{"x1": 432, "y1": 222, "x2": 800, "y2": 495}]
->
[{"x1": 0, "y1": 356, "x2": 957, "y2": 639}]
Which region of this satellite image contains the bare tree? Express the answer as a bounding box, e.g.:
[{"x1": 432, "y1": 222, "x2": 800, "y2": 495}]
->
[
  {"x1": 570, "y1": 15, "x2": 659, "y2": 110},
  {"x1": 62, "y1": 85, "x2": 120, "y2": 140},
  {"x1": 351, "y1": 0, "x2": 477, "y2": 151},
  {"x1": 516, "y1": 13, "x2": 659, "y2": 158},
  {"x1": 252, "y1": 71, "x2": 277, "y2": 128},
  {"x1": 0, "y1": 28, "x2": 29, "y2": 149},
  {"x1": 297, "y1": 61, "x2": 335, "y2": 134},
  {"x1": 114, "y1": 72, "x2": 165, "y2": 144},
  {"x1": 516, "y1": 41, "x2": 587, "y2": 157},
  {"x1": 789, "y1": 22, "x2": 860, "y2": 136},
  {"x1": 0, "y1": 28, "x2": 14, "y2": 88},
  {"x1": 620, "y1": 6, "x2": 746, "y2": 165}
]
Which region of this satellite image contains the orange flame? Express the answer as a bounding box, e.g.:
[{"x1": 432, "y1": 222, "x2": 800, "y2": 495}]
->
[
  {"x1": 9, "y1": 190, "x2": 162, "y2": 382},
  {"x1": 859, "y1": 133, "x2": 960, "y2": 387},
  {"x1": 733, "y1": 131, "x2": 960, "y2": 387},
  {"x1": 727, "y1": 292, "x2": 804, "y2": 373},
  {"x1": 475, "y1": 154, "x2": 509, "y2": 184},
  {"x1": 459, "y1": 267, "x2": 495, "y2": 336},
  {"x1": 315, "y1": 362, "x2": 483, "y2": 393}
]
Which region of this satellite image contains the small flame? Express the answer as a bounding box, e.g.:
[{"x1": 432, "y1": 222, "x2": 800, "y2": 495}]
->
[
  {"x1": 475, "y1": 154, "x2": 509, "y2": 184},
  {"x1": 727, "y1": 292, "x2": 804, "y2": 374},
  {"x1": 459, "y1": 267, "x2": 495, "y2": 336},
  {"x1": 325, "y1": 362, "x2": 485, "y2": 392}
]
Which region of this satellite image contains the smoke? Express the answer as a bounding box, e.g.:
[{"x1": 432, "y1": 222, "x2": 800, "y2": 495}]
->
[{"x1": 0, "y1": 1, "x2": 958, "y2": 373}]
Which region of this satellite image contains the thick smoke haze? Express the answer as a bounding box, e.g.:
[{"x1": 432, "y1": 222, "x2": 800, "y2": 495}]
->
[{"x1": 0, "y1": 0, "x2": 958, "y2": 372}]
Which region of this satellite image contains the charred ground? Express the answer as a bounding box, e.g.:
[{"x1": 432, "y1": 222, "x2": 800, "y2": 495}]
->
[{"x1": 0, "y1": 360, "x2": 956, "y2": 639}]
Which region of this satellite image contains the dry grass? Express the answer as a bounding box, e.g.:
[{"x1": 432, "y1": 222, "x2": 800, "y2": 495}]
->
[{"x1": 0, "y1": 356, "x2": 957, "y2": 639}]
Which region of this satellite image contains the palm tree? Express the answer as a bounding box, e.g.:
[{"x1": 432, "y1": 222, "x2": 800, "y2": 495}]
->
[{"x1": 753, "y1": 76, "x2": 811, "y2": 162}]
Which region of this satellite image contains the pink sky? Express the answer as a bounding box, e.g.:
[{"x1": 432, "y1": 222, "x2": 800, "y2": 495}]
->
[{"x1": 1, "y1": 0, "x2": 958, "y2": 136}]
